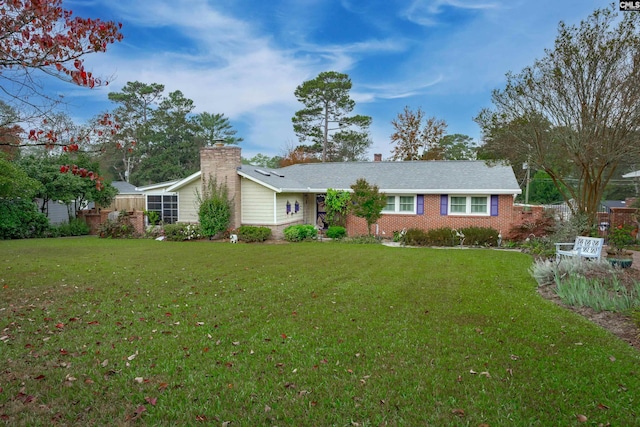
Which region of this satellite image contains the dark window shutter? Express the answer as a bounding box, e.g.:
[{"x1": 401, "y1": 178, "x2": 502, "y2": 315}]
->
[
  {"x1": 417, "y1": 195, "x2": 424, "y2": 215},
  {"x1": 491, "y1": 195, "x2": 499, "y2": 216},
  {"x1": 440, "y1": 195, "x2": 448, "y2": 216}
]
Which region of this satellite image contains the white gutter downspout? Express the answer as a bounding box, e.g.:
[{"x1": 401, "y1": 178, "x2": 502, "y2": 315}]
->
[{"x1": 273, "y1": 193, "x2": 277, "y2": 224}]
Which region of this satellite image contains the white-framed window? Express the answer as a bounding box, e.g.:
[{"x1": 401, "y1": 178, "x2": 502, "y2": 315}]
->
[
  {"x1": 384, "y1": 196, "x2": 395, "y2": 212},
  {"x1": 147, "y1": 194, "x2": 178, "y2": 224},
  {"x1": 382, "y1": 195, "x2": 416, "y2": 214},
  {"x1": 449, "y1": 195, "x2": 489, "y2": 216}
]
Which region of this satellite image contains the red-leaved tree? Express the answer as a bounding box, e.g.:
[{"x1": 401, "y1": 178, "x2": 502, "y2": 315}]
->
[{"x1": 1, "y1": 0, "x2": 124, "y2": 187}]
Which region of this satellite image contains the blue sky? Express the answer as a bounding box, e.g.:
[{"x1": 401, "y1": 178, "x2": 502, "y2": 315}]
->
[{"x1": 57, "y1": 0, "x2": 606, "y2": 160}]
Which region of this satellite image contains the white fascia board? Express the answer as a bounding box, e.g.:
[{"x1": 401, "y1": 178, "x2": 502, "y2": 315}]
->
[
  {"x1": 136, "y1": 181, "x2": 180, "y2": 192},
  {"x1": 622, "y1": 170, "x2": 640, "y2": 178},
  {"x1": 238, "y1": 171, "x2": 283, "y2": 193},
  {"x1": 167, "y1": 171, "x2": 202, "y2": 192},
  {"x1": 380, "y1": 189, "x2": 523, "y2": 195},
  {"x1": 136, "y1": 182, "x2": 175, "y2": 194}
]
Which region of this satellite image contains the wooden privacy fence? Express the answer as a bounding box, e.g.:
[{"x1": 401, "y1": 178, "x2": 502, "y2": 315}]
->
[{"x1": 106, "y1": 195, "x2": 145, "y2": 212}]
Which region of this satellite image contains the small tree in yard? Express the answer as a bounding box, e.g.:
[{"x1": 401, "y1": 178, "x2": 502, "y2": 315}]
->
[
  {"x1": 197, "y1": 178, "x2": 232, "y2": 239},
  {"x1": 350, "y1": 178, "x2": 386, "y2": 235}
]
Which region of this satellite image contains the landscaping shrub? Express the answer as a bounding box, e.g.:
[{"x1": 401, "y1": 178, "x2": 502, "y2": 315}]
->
[
  {"x1": 325, "y1": 226, "x2": 346, "y2": 239},
  {"x1": 426, "y1": 227, "x2": 458, "y2": 246},
  {"x1": 97, "y1": 211, "x2": 138, "y2": 239},
  {"x1": 530, "y1": 257, "x2": 613, "y2": 286},
  {"x1": 507, "y1": 211, "x2": 556, "y2": 241},
  {"x1": 403, "y1": 228, "x2": 429, "y2": 246},
  {"x1": 520, "y1": 236, "x2": 556, "y2": 260},
  {"x1": 197, "y1": 179, "x2": 232, "y2": 239},
  {"x1": 283, "y1": 224, "x2": 317, "y2": 242},
  {"x1": 55, "y1": 218, "x2": 90, "y2": 237},
  {"x1": 340, "y1": 234, "x2": 382, "y2": 244},
  {"x1": 163, "y1": 223, "x2": 202, "y2": 241},
  {"x1": 550, "y1": 211, "x2": 596, "y2": 241},
  {"x1": 460, "y1": 227, "x2": 499, "y2": 246},
  {"x1": 236, "y1": 226, "x2": 272, "y2": 242},
  {"x1": 554, "y1": 274, "x2": 640, "y2": 313},
  {"x1": 0, "y1": 198, "x2": 50, "y2": 239}
]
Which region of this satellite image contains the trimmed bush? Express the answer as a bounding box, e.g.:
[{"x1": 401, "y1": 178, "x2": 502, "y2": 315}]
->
[
  {"x1": 459, "y1": 227, "x2": 499, "y2": 247},
  {"x1": 55, "y1": 219, "x2": 90, "y2": 237},
  {"x1": 236, "y1": 226, "x2": 272, "y2": 242},
  {"x1": 283, "y1": 224, "x2": 317, "y2": 242},
  {"x1": 163, "y1": 223, "x2": 202, "y2": 241},
  {"x1": 404, "y1": 228, "x2": 429, "y2": 246},
  {"x1": 326, "y1": 226, "x2": 346, "y2": 239},
  {"x1": 403, "y1": 227, "x2": 470, "y2": 247},
  {"x1": 425, "y1": 228, "x2": 457, "y2": 246},
  {"x1": 0, "y1": 198, "x2": 50, "y2": 239},
  {"x1": 340, "y1": 234, "x2": 382, "y2": 244}
]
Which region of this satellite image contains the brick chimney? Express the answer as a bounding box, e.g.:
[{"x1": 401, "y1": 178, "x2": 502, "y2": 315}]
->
[
  {"x1": 374, "y1": 153, "x2": 382, "y2": 162},
  {"x1": 200, "y1": 145, "x2": 242, "y2": 229}
]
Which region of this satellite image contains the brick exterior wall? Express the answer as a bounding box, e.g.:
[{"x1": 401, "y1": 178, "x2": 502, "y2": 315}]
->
[
  {"x1": 200, "y1": 145, "x2": 242, "y2": 229},
  {"x1": 609, "y1": 207, "x2": 639, "y2": 229},
  {"x1": 78, "y1": 209, "x2": 145, "y2": 236},
  {"x1": 345, "y1": 195, "x2": 534, "y2": 237}
]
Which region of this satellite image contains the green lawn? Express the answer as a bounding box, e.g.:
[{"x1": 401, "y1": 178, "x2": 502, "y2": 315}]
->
[{"x1": 1, "y1": 238, "x2": 638, "y2": 426}]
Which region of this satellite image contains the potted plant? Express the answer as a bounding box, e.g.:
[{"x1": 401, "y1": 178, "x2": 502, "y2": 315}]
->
[{"x1": 606, "y1": 224, "x2": 636, "y2": 268}]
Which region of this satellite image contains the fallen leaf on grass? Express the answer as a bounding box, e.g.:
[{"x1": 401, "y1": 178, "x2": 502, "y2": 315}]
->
[
  {"x1": 15, "y1": 392, "x2": 35, "y2": 404},
  {"x1": 451, "y1": 408, "x2": 465, "y2": 417},
  {"x1": 597, "y1": 403, "x2": 609, "y2": 410},
  {"x1": 576, "y1": 414, "x2": 588, "y2": 422},
  {"x1": 128, "y1": 405, "x2": 146, "y2": 421},
  {"x1": 158, "y1": 382, "x2": 169, "y2": 391},
  {"x1": 145, "y1": 396, "x2": 157, "y2": 406}
]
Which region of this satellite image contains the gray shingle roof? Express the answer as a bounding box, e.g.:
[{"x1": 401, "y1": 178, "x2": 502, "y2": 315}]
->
[
  {"x1": 238, "y1": 160, "x2": 521, "y2": 194},
  {"x1": 111, "y1": 181, "x2": 143, "y2": 194}
]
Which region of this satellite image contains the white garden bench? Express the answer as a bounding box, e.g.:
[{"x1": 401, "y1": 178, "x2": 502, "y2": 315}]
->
[{"x1": 555, "y1": 236, "x2": 604, "y2": 262}]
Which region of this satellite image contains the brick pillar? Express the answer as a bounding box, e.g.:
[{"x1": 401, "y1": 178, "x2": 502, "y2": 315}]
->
[{"x1": 200, "y1": 145, "x2": 242, "y2": 229}]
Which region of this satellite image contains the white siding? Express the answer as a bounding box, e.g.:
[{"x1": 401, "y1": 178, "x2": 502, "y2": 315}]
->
[
  {"x1": 276, "y1": 193, "x2": 304, "y2": 224},
  {"x1": 178, "y1": 180, "x2": 201, "y2": 223},
  {"x1": 241, "y1": 178, "x2": 276, "y2": 224}
]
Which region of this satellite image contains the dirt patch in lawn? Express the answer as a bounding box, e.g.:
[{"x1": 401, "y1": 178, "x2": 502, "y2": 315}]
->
[{"x1": 537, "y1": 257, "x2": 640, "y2": 351}]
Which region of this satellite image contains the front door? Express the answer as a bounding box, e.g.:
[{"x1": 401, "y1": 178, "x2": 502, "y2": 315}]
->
[{"x1": 316, "y1": 194, "x2": 328, "y2": 229}]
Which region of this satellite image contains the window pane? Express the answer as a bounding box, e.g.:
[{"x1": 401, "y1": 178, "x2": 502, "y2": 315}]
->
[
  {"x1": 399, "y1": 196, "x2": 414, "y2": 212},
  {"x1": 471, "y1": 197, "x2": 487, "y2": 213},
  {"x1": 384, "y1": 196, "x2": 395, "y2": 212},
  {"x1": 450, "y1": 196, "x2": 467, "y2": 213},
  {"x1": 147, "y1": 195, "x2": 162, "y2": 211}
]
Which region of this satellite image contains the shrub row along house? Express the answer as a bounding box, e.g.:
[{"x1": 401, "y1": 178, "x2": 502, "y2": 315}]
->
[{"x1": 134, "y1": 145, "x2": 522, "y2": 239}]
